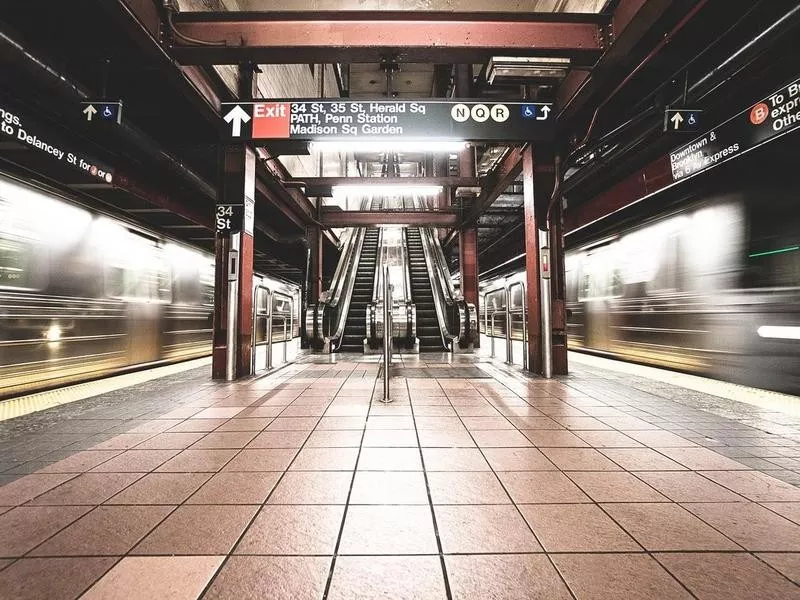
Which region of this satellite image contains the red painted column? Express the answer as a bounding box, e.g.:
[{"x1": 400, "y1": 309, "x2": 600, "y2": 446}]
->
[
  {"x1": 522, "y1": 145, "x2": 543, "y2": 374},
  {"x1": 458, "y1": 226, "x2": 480, "y2": 348},
  {"x1": 212, "y1": 143, "x2": 256, "y2": 380},
  {"x1": 308, "y1": 225, "x2": 323, "y2": 304}
]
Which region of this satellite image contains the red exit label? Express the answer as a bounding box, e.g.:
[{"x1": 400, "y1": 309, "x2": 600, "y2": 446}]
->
[{"x1": 252, "y1": 102, "x2": 291, "y2": 138}]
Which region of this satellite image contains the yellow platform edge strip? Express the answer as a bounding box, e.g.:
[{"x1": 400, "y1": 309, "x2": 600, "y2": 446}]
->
[{"x1": 0, "y1": 357, "x2": 212, "y2": 422}]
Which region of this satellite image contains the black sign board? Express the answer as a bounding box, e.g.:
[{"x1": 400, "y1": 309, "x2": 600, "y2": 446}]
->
[
  {"x1": 221, "y1": 99, "x2": 555, "y2": 142},
  {"x1": 215, "y1": 204, "x2": 244, "y2": 234},
  {"x1": 663, "y1": 108, "x2": 703, "y2": 133},
  {"x1": 1, "y1": 102, "x2": 115, "y2": 183},
  {"x1": 81, "y1": 100, "x2": 123, "y2": 125},
  {"x1": 670, "y1": 75, "x2": 800, "y2": 182}
]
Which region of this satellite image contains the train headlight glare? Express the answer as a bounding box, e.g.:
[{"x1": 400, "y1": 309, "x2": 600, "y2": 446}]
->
[
  {"x1": 757, "y1": 326, "x2": 800, "y2": 340},
  {"x1": 45, "y1": 325, "x2": 62, "y2": 342}
]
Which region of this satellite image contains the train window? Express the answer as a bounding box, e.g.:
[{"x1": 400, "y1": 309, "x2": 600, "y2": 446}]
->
[
  {"x1": 201, "y1": 264, "x2": 214, "y2": 306},
  {"x1": 578, "y1": 247, "x2": 623, "y2": 300},
  {"x1": 0, "y1": 236, "x2": 44, "y2": 289},
  {"x1": 746, "y1": 202, "x2": 800, "y2": 289},
  {"x1": 105, "y1": 242, "x2": 171, "y2": 302}
]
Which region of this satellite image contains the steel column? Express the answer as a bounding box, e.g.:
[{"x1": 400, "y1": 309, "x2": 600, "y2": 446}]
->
[
  {"x1": 213, "y1": 143, "x2": 257, "y2": 380},
  {"x1": 309, "y1": 225, "x2": 323, "y2": 305},
  {"x1": 522, "y1": 145, "x2": 543, "y2": 374},
  {"x1": 459, "y1": 226, "x2": 480, "y2": 348},
  {"x1": 549, "y1": 200, "x2": 569, "y2": 375}
]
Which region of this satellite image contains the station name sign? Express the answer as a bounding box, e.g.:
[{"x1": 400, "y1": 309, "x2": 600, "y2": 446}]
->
[
  {"x1": 670, "y1": 75, "x2": 800, "y2": 182},
  {"x1": 1, "y1": 103, "x2": 115, "y2": 184},
  {"x1": 221, "y1": 100, "x2": 555, "y2": 142}
]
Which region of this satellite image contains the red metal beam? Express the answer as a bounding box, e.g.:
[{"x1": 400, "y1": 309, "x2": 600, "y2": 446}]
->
[
  {"x1": 169, "y1": 11, "x2": 603, "y2": 65},
  {"x1": 443, "y1": 146, "x2": 525, "y2": 247},
  {"x1": 113, "y1": 170, "x2": 213, "y2": 228},
  {"x1": 321, "y1": 210, "x2": 459, "y2": 228},
  {"x1": 564, "y1": 154, "x2": 672, "y2": 234}
]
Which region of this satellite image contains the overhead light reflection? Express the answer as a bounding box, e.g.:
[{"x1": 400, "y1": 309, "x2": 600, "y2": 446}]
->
[
  {"x1": 311, "y1": 140, "x2": 467, "y2": 154},
  {"x1": 757, "y1": 326, "x2": 800, "y2": 340},
  {"x1": 332, "y1": 185, "x2": 443, "y2": 197}
]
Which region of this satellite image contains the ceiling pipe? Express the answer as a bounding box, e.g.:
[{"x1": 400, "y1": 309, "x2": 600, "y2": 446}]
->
[
  {"x1": 0, "y1": 28, "x2": 217, "y2": 201},
  {"x1": 564, "y1": 0, "x2": 800, "y2": 194}
]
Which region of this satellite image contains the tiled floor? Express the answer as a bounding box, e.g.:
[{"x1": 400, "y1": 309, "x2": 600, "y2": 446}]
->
[{"x1": 0, "y1": 352, "x2": 799, "y2": 599}]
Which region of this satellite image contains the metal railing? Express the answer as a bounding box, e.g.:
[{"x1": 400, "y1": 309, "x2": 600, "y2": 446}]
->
[
  {"x1": 382, "y1": 264, "x2": 393, "y2": 403},
  {"x1": 252, "y1": 286, "x2": 295, "y2": 373},
  {"x1": 482, "y1": 281, "x2": 528, "y2": 370}
]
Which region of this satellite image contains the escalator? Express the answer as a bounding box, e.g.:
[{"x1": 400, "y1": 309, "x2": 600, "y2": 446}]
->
[
  {"x1": 406, "y1": 226, "x2": 446, "y2": 351},
  {"x1": 338, "y1": 227, "x2": 380, "y2": 351}
]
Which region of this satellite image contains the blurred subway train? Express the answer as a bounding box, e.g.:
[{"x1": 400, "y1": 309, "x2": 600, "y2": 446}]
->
[
  {"x1": 482, "y1": 182, "x2": 800, "y2": 395},
  {"x1": 0, "y1": 173, "x2": 299, "y2": 399}
]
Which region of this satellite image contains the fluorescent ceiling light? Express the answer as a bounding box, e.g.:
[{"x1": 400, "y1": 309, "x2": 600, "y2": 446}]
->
[
  {"x1": 757, "y1": 326, "x2": 800, "y2": 340},
  {"x1": 311, "y1": 140, "x2": 467, "y2": 154},
  {"x1": 332, "y1": 184, "x2": 443, "y2": 197},
  {"x1": 487, "y1": 56, "x2": 570, "y2": 84}
]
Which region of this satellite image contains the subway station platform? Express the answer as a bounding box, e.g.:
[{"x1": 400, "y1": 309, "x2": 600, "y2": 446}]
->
[{"x1": 1, "y1": 353, "x2": 799, "y2": 600}]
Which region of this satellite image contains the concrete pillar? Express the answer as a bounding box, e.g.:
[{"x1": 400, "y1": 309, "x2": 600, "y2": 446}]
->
[{"x1": 458, "y1": 226, "x2": 480, "y2": 348}]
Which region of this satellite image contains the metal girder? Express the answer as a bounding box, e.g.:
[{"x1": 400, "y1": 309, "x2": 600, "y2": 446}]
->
[
  {"x1": 454, "y1": 146, "x2": 525, "y2": 237},
  {"x1": 442, "y1": 146, "x2": 524, "y2": 247},
  {"x1": 168, "y1": 11, "x2": 604, "y2": 65},
  {"x1": 292, "y1": 176, "x2": 479, "y2": 197},
  {"x1": 564, "y1": 154, "x2": 672, "y2": 234},
  {"x1": 320, "y1": 210, "x2": 459, "y2": 228},
  {"x1": 113, "y1": 171, "x2": 213, "y2": 228}
]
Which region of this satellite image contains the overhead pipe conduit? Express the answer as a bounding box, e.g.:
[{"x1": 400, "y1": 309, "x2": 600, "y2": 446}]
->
[
  {"x1": 562, "y1": 1, "x2": 800, "y2": 196},
  {"x1": 0, "y1": 30, "x2": 217, "y2": 203}
]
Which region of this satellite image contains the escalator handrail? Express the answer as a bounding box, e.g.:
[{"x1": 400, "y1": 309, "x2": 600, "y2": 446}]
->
[
  {"x1": 326, "y1": 228, "x2": 367, "y2": 350},
  {"x1": 323, "y1": 197, "x2": 371, "y2": 308},
  {"x1": 324, "y1": 228, "x2": 355, "y2": 308},
  {"x1": 425, "y1": 226, "x2": 462, "y2": 303},
  {"x1": 370, "y1": 228, "x2": 384, "y2": 305}
]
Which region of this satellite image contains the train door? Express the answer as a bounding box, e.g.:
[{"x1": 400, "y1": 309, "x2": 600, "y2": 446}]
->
[{"x1": 252, "y1": 285, "x2": 271, "y2": 373}]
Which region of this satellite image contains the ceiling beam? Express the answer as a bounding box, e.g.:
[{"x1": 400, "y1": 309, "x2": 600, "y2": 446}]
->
[
  {"x1": 320, "y1": 210, "x2": 459, "y2": 228},
  {"x1": 169, "y1": 11, "x2": 604, "y2": 65},
  {"x1": 564, "y1": 154, "x2": 672, "y2": 235}
]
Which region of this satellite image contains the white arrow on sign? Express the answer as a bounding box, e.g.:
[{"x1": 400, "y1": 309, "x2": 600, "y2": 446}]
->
[
  {"x1": 83, "y1": 105, "x2": 97, "y2": 122},
  {"x1": 671, "y1": 112, "x2": 684, "y2": 130},
  {"x1": 536, "y1": 105, "x2": 551, "y2": 121},
  {"x1": 224, "y1": 105, "x2": 251, "y2": 137}
]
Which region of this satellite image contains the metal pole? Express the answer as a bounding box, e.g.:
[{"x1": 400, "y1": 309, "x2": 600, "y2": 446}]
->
[
  {"x1": 490, "y1": 313, "x2": 496, "y2": 358},
  {"x1": 226, "y1": 232, "x2": 240, "y2": 381},
  {"x1": 382, "y1": 264, "x2": 392, "y2": 403},
  {"x1": 505, "y1": 289, "x2": 513, "y2": 364},
  {"x1": 539, "y1": 229, "x2": 553, "y2": 378},
  {"x1": 267, "y1": 290, "x2": 274, "y2": 370}
]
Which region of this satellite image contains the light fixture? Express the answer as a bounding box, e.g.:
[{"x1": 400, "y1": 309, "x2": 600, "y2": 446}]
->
[
  {"x1": 332, "y1": 184, "x2": 443, "y2": 197},
  {"x1": 486, "y1": 56, "x2": 571, "y2": 84},
  {"x1": 757, "y1": 326, "x2": 800, "y2": 340},
  {"x1": 311, "y1": 140, "x2": 468, "y2": 154}
]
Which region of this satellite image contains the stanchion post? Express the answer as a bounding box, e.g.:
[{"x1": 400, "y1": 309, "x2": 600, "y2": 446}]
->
[{"x1": 382, "y1": 265, "x2": 392, "y2": 403}]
